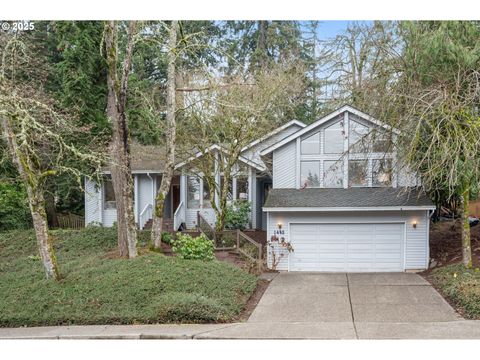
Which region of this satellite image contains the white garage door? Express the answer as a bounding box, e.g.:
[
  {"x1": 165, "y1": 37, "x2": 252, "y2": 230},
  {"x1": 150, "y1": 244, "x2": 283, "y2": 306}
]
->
[{"x1": 290, "y1": 223, "x2": 404, "y2": 272}]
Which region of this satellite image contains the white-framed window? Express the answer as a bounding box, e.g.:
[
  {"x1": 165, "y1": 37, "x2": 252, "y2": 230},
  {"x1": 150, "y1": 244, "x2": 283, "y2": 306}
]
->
[
  {"x1": 187, "y1": 175, "x2": 201, "y2": 209},
  {"x1": 202, "y1": 180, "x2": 212, "y2": 208},
  {"x1": 372, "y1": 131, "x2": 391, "y2": 153},
  {"x1": 300, "y1": 161, "x2": 321, "y2": 188},
  {"x1": 324, "y1": 121, "x2": 344, "y2": 154},
  {"x1": 220, "y1": 175, "x2": 233, "y2": 202},
  {"x1": 372, "y1": 159, "x2": 392, "y2": 187},
  {"x1": 103, "y1": 175, "x2": 116, "y2": 210},
  {"x1": 348, "y1": 159, "x2": 368, "y2": 187},
  {"x1": 236, "y1": 176, "x2": 249, "y2": 200},
  {"x1": 349, "y1": 120, "x2": 369, "y2": 153},
  {"x1": 301, "y1": 132, "x2": 321, "y2": 154},
  {"x1": 324, "y1": 160, "x2": 343, "y2": 188}
]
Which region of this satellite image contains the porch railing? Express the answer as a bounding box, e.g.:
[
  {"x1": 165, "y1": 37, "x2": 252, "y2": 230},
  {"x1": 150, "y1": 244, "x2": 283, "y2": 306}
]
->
[
  {"x1": 197, "y1": 211, "x2": 263, "y2": 269},
  {"x1": 139, "y1": 203, "x2": 153, "y2": 230},
  {"x1": 236, "y1": 229, "x2": 263, "y2": 264},
  {"x1": 57, "y1": 213, "x2": 85, "y2": 229},
  {"x1": 173, "y1": 201, "x2": 184, "y2": 231}
]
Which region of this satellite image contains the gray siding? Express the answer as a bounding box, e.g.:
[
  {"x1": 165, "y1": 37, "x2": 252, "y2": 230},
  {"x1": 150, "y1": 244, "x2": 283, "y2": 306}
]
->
[
  {"x1": 272, "y1": 141, "x2": 296, "y2": 188},
  {"x1": 267, "y1": 210, "x2": 429, "y2": 271}
]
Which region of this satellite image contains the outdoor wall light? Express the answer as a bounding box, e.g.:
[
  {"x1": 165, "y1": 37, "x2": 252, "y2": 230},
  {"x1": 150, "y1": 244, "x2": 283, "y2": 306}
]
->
[
  {"x1": 277, "y1": 223, "x2": 282, "y2": 229},
  {"x1": 412, "y1": 221, "x2": 417, "y2": 229}
]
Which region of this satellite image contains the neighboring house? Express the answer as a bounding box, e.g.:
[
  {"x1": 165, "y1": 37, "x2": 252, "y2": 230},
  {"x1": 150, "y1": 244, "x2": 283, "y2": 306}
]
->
[{"x1": 85, "y1": 105, "x2": 435, "y2": 272}]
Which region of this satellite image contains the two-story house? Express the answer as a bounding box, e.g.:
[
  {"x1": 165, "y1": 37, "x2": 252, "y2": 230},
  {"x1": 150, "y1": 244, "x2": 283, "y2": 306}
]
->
[{"x1": 84, "y1": 105, "x2": 435, "y2": 272}]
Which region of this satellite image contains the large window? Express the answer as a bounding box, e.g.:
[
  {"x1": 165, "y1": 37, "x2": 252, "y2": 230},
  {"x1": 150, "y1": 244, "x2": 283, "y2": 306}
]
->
[
  {"x1": 301, "y1": 132, "x2": 320, "y2": 154},
  {"x1": 349, "y1": 120, "x2": 369, "y2": 153},
  {"x1": 324, "y1": 160, "x2": 343, "y2": 188},
  {"x1": 324, "y1": 121, "x2": 344, "y2": 154},
  {"x1": 220, "y1": 176, "x2": 233, "y2": 202},
  {"x1": 202, "y1": 180, "x2": 212, "y2": 208},
  {"x1": 372, "y1": 131, "x2": 391, "y2": 153},
  {"x1": 348, "y1": 160, "x2": 368, "y2": 187},
  {"x1": 372, "y1": 159, "x2": 392, "y2": 187},
  {"x1": 300, "y1": 161, "x2": 321, "y2": 187},
  {"x1": 103, "y1": 175, "x2": 116, "y2": 210},
  {"x1": 187, "y1": 176, "x2": 200, "y2": 209},
  {"x1": 236, "y1": 176, "x2": 249, "y2": 200}
]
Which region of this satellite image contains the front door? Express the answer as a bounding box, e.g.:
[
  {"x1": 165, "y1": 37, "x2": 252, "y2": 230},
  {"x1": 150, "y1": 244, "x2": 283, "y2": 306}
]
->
[{"x1": 172, "y1": 184, "x2": 180, "y2": 217}]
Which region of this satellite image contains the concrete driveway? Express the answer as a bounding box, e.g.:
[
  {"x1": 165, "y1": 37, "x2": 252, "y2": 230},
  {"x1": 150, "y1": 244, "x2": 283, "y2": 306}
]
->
[{"x1": 249, "y1": 272, "x2": 461, "y2": 323}]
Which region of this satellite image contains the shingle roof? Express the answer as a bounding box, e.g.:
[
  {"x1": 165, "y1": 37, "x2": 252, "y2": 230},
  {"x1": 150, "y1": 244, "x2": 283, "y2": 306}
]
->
[{"x1": 263, "y1": 187, "x2": 434, "y2": 209}]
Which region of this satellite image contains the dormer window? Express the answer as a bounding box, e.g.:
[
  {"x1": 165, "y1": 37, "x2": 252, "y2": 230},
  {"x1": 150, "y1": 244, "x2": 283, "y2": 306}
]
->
[
  {"x1": 301, "y1": 132, "x2": 320, "y2": 154},
  {"x1": 324, "y1": 121, "x2": 344, "y2": 154}
]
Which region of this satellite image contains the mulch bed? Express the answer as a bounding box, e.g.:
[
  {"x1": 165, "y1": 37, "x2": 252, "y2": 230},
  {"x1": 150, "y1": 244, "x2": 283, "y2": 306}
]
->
[{"x1": 428, "y1": 220, "x2": 480, "y2": 270}]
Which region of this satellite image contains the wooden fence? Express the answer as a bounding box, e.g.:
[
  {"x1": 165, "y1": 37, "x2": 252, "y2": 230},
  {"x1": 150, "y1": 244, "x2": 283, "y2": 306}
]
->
[
  {"x1": 57, "y1": 213, "x2": 85, "y2": 229},
  {"x1": 470, "y1": 200, "x2": 480, "y2": 218}
]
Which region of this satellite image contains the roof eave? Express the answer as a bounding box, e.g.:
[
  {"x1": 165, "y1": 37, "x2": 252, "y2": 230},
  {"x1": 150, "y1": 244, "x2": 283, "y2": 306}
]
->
[{"x1": 262, "y1": 205, "x2": 436, "y2": 212}]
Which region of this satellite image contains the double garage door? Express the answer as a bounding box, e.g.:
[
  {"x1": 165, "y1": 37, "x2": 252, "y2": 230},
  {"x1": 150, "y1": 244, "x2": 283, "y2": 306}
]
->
[{"x1": 289, "y1": 223, "x2": 404, "y2": 272}]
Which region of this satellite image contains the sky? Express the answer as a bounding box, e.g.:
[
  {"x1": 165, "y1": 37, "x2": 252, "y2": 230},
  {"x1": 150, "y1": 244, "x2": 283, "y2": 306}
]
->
[{"x1": 316, "y1": 21, "x2": 350, "y2": 40}]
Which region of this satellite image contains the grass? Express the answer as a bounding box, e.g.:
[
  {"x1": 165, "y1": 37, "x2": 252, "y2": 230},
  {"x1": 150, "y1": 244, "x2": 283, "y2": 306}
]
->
[
  {"x1": 0, "y1": 227, "x2": 257, "y2": 327},
  {"x1": 429, "y1": 264, "x2": 480, "y2": 319}
]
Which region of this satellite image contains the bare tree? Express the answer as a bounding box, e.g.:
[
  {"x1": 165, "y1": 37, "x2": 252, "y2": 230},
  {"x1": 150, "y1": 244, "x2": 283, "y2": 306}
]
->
[
  {"x1": 151, "y1": 20, "x2": 178, "y2": 249},
  {"x1": 179, "y1": 65, "x2": 304, "y2": 231},
  {"x1": 0, "y1": 35, "x2": 103, "y2": 279},
  {"x1": 104, "y1": 21, "x2": 138, "y2": 258}
]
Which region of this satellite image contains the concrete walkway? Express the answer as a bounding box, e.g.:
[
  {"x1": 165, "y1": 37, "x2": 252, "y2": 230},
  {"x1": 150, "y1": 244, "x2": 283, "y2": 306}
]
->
[{"x1": 2, "y1": 321, "x2": 480, "y2": 339}]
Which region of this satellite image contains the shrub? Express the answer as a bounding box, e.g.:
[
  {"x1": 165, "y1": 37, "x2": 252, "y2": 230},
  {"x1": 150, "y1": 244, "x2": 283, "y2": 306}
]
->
[
  {"x1": 172, "y1": 233, "x2": 215, "y2": 261},
  {"x1": 224, "y1": 200, "x2": 251, "y2": 230},
  {"x1": 161, "y1": 231, "x2": 173, "y2": 245},
  {"x1": 0, "y1": 182, "x2": 32, "y2": 231}
]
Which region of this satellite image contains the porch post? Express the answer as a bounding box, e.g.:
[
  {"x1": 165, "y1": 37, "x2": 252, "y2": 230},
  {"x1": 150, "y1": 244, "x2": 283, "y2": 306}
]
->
[
  {"x1": 214, "y1": 152, "x2": 220, "y2": 209},
  {"x1": 180, "y1": 171, "x2": 187, "y2": 224},
  {"x1": 134, "y1": 174, "x2": 139, "y2": 226}
]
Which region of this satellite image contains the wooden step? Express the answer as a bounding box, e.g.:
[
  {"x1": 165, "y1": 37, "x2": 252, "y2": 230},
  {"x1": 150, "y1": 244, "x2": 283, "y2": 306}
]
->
[{"x1": 142, "y1": 218, "x2": 174, "y2": 231}]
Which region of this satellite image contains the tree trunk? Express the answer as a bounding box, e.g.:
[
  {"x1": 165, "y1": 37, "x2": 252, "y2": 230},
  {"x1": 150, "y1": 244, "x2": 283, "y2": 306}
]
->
[
  {"x1": 461, "y1": 188, "x2": 472, "y2": 268},
  {"x1": 105, "y1": 20, "x2": 138, "y2": 258},
  {"x1": 152, "y1": 21, "x2": 178, "y2": 249},
  {"x1": 29, "y1": 187, "x2": 60, "y2": 279},
  {"x1": 45, "y1": 188, "x2": 59, "y2": 228},
  {"x1": 256, "y1": 21, "x2": 268, "y2": 69},
  {"x1": 1, "y1": 116, "x2": 60, "y2": 279}
]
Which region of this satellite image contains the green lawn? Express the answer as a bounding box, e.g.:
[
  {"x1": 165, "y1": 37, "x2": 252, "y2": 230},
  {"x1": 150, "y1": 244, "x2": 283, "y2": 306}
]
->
[
  {"x1": 0, "y1": 228, "x2": 257, "y2": 327},
  {"x1": 429, "y1": 264, "x2": 480, "y2": 319}
]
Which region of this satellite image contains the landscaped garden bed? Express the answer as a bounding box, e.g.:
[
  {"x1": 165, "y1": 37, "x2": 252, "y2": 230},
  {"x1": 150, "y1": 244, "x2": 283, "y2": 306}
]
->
[
  {"x1": 0, "y1": 227, "x2": 257, "y2": 327},
  {"x1": 423, "y1": 220, "x2": 480, "y2": 319}
]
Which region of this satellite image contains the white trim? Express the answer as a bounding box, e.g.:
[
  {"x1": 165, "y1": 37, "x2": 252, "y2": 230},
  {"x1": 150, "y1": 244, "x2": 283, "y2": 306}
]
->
[
  {"x1": 241, "y1": 119, "x2": 306, "y2": 152},
  {"x1": 134, "y1": 174, "x2": 139, "y2": 225},
  {"x1": 295, "y1": 138, "x2": 301, "y2": 189},
  {"x1": 263, "y1": 206, "x2": 436, "y2": 212},
  {"x1": 259, "y1": 105, "x2": 401, "y2": 156}
]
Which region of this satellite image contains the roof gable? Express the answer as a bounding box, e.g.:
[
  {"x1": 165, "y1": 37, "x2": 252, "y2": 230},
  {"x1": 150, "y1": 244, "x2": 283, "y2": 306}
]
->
[
  {"x1": 241, "y1": 119, "x2": 306, "y2": 152},
  {"x1": 259, "y1": 105, "x2": 400, "y2": 156}
]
